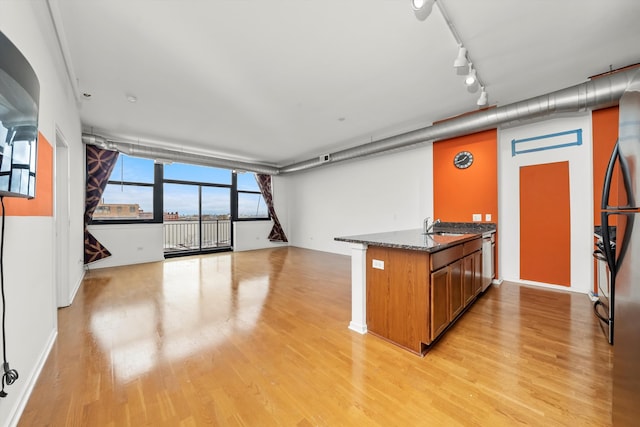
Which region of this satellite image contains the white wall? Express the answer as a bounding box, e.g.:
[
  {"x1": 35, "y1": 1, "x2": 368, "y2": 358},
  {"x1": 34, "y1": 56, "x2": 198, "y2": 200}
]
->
[
  {"x1": 0, "y1": 2, "x2": 84, "y2": 426},
  {"x1": 233, "y1": 222, "x2": 289, "y2": 251},
  {"x1": 87, "y1": 176, "x2": 290, "y2": 266},
  {"x1": 234, "y1": 175, "x2": 290, "y2": 251},
  {"x1": 283, "y1": 145, "x2": 434, "y2": 255},
  {"x1": 87, "y1": 224, "x2": 165, "y2": 269},
  {"x1": 498, "y1": 113, "x2": 594, "y2": 293}
]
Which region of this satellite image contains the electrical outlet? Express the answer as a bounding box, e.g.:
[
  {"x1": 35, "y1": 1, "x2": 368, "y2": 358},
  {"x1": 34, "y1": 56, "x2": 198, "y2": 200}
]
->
[
  {"x1": 372, "y1": 259, "x2": 384, "y2": 270},
  {"x1": 485, "y1": 214, "x2": 492, "y2": 221},
  {"x1": 472, "y1": 213, "x2": 481, "y2": 222}
]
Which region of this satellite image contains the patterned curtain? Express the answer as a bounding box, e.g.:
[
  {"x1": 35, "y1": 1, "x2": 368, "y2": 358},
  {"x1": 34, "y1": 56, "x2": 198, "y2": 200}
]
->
[
  {"x1": 84, "y1": 145, "x2": 119, "y2": 264},
  {"x1": 256, "y1": 174, "x2": 288, "y2": 243}
]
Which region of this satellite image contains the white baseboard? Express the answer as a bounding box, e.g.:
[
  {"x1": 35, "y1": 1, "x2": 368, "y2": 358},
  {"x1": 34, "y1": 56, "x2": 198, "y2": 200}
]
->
[
  {"x1": 69, "y1": 269, "x2": 85, "y2": 305},
  {"x1": 348, "y1": 322, "x2": 367, "y2": 334},
  {"x1": 6, "y1": 329, "x2": 57, "y2": 427}
]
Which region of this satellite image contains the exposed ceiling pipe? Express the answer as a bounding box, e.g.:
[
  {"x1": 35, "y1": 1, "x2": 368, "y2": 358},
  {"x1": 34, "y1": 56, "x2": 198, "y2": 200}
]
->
[
  {"x1": 279, "y1": 67, "x2": 640, "y2": 174},
  {"x1": 81, "y1": 134, "x2": 280, "y2": 175},
  {"x1": 83, "y1": 67, "x2": 639, "y2": 176}
]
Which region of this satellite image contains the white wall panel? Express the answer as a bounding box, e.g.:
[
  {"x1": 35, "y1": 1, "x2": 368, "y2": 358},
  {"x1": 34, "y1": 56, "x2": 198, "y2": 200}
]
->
[
  {"x1": 284, "y1": 146, "x2": 434, "y2": 255},
  {"x1": 0, "y1": 3, "x2": 83, "y2": 424},
  {"x1": 498, "y1": 114, "x2": 593, "y2": 293},
  {"x1": 87, "y1": 224, "x2": 165, "y2": 269}
]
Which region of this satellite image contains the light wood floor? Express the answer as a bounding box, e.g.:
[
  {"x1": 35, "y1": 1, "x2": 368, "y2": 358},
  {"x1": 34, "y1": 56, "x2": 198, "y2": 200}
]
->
[{"x1": 19, "y1": 247, "x2": 612, "y2": 426}]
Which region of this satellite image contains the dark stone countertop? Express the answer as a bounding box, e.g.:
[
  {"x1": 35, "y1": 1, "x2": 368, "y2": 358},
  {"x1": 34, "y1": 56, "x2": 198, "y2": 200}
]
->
[{"x1": 335, "y1": 222, "x2": 496, "y2": 253}]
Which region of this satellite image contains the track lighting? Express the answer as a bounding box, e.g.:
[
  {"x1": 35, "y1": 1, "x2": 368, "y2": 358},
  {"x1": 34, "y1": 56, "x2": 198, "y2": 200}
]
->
[
  {"x1": 477, "y1": 87, "x2": 488, "y2": 106},
  {"x1": 465, "y1": 65, "x2": 479, "y2": 93},
  {"x1": 413, "y1": 0, "x2": 488, "y2": 106},
  {"x1": 453, "y1": 46, "x2": 468, "y2": 75},
  {"x1": 464, "y1": 65, "x2": 477, "y2": 86},
  {"x1": 411, "y1": 0, "x2": 436, "y2": 21}
]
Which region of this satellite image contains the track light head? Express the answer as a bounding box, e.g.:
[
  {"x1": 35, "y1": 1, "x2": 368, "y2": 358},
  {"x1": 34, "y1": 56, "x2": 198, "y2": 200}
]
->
[
  {"x1": 464, "y1": 66, "x2": 477, "y2": 86},
  {"x1": 411, "y1": 0, "x2": 436, "y2": 21},
  {"x1": 465, "y1": 65, "x2": 479, "y2": 93},
  {"x1": 454, "y1": 46, "x2": 468, "y2": 71},
  {"x1": 477, "y1": 87, "x2": 488, "y2": 106}
]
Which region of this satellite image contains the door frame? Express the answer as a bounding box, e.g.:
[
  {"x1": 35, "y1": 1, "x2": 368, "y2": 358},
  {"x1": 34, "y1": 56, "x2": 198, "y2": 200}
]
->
[{"x1": 55, "y1": 128, "x2": 71, "y2": 307}]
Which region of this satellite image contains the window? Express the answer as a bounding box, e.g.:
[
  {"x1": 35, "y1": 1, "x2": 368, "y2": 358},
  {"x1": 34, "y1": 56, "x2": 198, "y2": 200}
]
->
[
  {"x1": 236, "y1": 172, "x2": 269, "y2": 220},
  {"x1": 90, "y1": 154, "x2": 162, "y2": 223},
  {"x1": 89, "y1": 153, "x2": 268, "y2": 224},
  {"x1": 164, "y1": 163, "x2": 231, "y2": 185}
]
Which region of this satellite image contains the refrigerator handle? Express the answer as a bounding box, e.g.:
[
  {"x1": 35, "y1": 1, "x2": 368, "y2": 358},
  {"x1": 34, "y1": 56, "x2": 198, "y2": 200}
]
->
[
  {"x1": 601, "y1": 139, "x2": 619, "y2": 210},
  {"x1": 619, "y1": 145, "x2": 636, "y2": 208},
  {"x1": 601, "y1": 212, "x2": 616, "y2": 274}
]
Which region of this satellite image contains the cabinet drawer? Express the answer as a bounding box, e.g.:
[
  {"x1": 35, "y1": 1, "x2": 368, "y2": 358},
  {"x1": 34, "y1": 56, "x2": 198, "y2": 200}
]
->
[
  {"x1": 431, "y1": 245, "x2": 464, "y2": 271},
  {"x1": 463, "y1": 238, "x2": 482, "y2": 255}
]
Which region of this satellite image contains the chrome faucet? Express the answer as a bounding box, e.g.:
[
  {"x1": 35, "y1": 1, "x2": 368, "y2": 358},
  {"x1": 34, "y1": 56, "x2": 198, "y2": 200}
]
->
[{"x1": 423, "y1": 217, "x2": 440, "y2": 234}]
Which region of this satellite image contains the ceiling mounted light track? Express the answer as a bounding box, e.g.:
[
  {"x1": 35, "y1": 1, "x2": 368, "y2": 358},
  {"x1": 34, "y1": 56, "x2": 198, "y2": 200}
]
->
[
  {"x1": 412, "y1": 0, "x2": 488, "y2": 107},
  {"x1": 411, "y1": 0, "x2": 436, "y2": 21}
]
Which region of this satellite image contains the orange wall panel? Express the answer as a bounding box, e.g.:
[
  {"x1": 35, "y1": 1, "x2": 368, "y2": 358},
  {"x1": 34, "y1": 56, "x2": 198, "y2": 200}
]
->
[
  {"x1": 592, "y1": 106, "x2": 619, "y2": 225},
  {"x1": 433, "y1": 129, "x2": 498, "y2": 223},
  {"x1": 519, "y1": 161, "x2": 571, "y2": 286},
  {"x1": 4, "y1": 132, "x2": 53, "y2": 217}
]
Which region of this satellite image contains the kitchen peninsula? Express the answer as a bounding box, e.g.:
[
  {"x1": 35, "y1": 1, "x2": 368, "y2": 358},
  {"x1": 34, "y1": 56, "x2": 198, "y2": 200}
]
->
[{"x1": 335, "y1": 222, "x2": 496, "y2": 355}]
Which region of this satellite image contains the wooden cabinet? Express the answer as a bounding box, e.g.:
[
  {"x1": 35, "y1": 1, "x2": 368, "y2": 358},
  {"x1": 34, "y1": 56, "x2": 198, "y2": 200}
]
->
[
  {"x1": 462, "y1": 255, "x2": 475, "y2": 305},
  {"x1": 430, "y1": 267, "x2": 449, "y2": 341},
  {"x1": 472, "y1": 250, "x2": 482, "y2": 296},
  {"x1": 449, "y1": 260, "x2": 464, "y2": 320},
  {"x1": 430, "y1": 259, "x2": 463, "y2": 342},
  {"x1": 366, "y1": 246, "x2": 429, "y2": 354},
  {"x1": 366, "y1": 237, "x2": 483, "y2": 355}
]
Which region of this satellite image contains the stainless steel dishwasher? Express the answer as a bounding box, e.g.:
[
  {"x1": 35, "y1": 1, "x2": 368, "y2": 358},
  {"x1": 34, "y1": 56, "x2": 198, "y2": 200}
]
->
[{"x1": 481, "y1": 232, "x2": 495, "y2": 291}]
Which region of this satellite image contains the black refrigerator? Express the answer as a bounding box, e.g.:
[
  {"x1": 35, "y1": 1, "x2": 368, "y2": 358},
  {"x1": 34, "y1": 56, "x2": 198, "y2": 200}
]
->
[{"x1": 601, "y1": 69, "x2": 640, "y2": 426}]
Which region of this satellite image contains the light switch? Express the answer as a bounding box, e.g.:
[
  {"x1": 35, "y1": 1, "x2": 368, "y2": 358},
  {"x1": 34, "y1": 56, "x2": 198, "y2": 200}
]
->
[{"x1": 372, "y1": 259, "x2": 384, "y2": 270}]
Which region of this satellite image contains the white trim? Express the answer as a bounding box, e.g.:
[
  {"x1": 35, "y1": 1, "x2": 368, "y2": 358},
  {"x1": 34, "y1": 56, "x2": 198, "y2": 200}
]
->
[
  {"x1": 5, "y1": 329, "x2": 57, "y2": 427},
  {"x1": 68, "y1": 269, "x2": 85, "y2": 305},
  {"x1": 507, "y1": 278, "x2": 589, "y2": 295},
  {"x1": 349, "y1": 243, "x2": 368, "y2": 335},
  {"x1": 45, "y1": 0, "x2": 81, "y2": 102}
]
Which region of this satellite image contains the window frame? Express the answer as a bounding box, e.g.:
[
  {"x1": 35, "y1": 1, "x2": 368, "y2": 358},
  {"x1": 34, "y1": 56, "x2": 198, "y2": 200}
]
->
[
  {"x1": 89, "y1": 161, "x2": 163, "y2": 225},
  {"x1": 233, "y1": 173, "x2": 271, "y2": 222},
  {"x1": 88, "y1": 153, "x2": 271, "y2": 225}
]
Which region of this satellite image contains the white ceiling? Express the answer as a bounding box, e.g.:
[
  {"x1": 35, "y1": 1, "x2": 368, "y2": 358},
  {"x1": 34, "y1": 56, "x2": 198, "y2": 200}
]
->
[{"x1": 54, "y1": 0, "x2": 640, "y2": 167}]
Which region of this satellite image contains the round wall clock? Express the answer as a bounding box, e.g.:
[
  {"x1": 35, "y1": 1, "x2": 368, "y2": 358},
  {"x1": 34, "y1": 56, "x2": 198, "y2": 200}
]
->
[{"x1": 453, "y1": 151, "x2": 474, "y2": 169}]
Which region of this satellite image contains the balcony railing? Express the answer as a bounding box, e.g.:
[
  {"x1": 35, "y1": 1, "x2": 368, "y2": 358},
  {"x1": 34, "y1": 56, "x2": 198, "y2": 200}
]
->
[{"x1": 164, "y1": 219, "x2": 231, "y2": 252}]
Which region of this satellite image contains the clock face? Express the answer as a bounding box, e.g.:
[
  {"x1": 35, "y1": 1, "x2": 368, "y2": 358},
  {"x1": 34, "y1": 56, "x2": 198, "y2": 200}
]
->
[{"x1": 453, "y1": 151, "x2": 474, "y2": 169}]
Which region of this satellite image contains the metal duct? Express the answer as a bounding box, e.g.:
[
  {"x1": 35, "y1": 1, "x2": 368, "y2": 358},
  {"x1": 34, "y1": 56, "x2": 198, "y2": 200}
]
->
[
  {"x1": 279, "y1": 67, "x2": 640, "y2": 174},
  {"x1": 81, "y1": 134, "x2": 280, "y2": 175},
  {"x1": 83, "y1": 67, "x2": 639, "y2": 176}
]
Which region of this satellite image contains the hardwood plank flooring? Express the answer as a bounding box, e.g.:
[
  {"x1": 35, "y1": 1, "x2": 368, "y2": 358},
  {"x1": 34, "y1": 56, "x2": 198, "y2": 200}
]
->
[{"x1": 18, "y1": 247, "x2": 612, "y2": 426}]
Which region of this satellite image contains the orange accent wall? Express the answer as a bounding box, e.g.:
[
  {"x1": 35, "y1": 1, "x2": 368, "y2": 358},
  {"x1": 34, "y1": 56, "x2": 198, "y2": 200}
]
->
[
  {"x1": 592, "y1": 106, "x2": 619, "y2": 225},
  {"x1": 4, "y1": 132, "x2": 53, "y2": 217},
  {"x1": 519, "y1": 161, "x2": 571, "y2": 286},
  {"x1": 592, "y1": 106, "x2": 619, "y2": 294},
  {"x1": 433, "y1": 129, "x2": 498, "y2": 223}
]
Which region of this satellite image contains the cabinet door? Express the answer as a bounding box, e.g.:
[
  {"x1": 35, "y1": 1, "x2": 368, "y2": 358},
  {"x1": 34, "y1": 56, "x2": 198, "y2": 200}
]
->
[
  {"x1": 430, "y1": 267, "x2": 450, "y2": 341},
  {"x1": 472, "y1": 250, "x2": 483, "y2": 296},
  {"x1": 463, "y1": 255, "x2": 475, "y2": 306},
  {"x1": 367, "y1": 246, "x2": 429, "y2": 353},
  {"x1": 449, "y1": 259, "x2": 464, "y2": 319}
]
